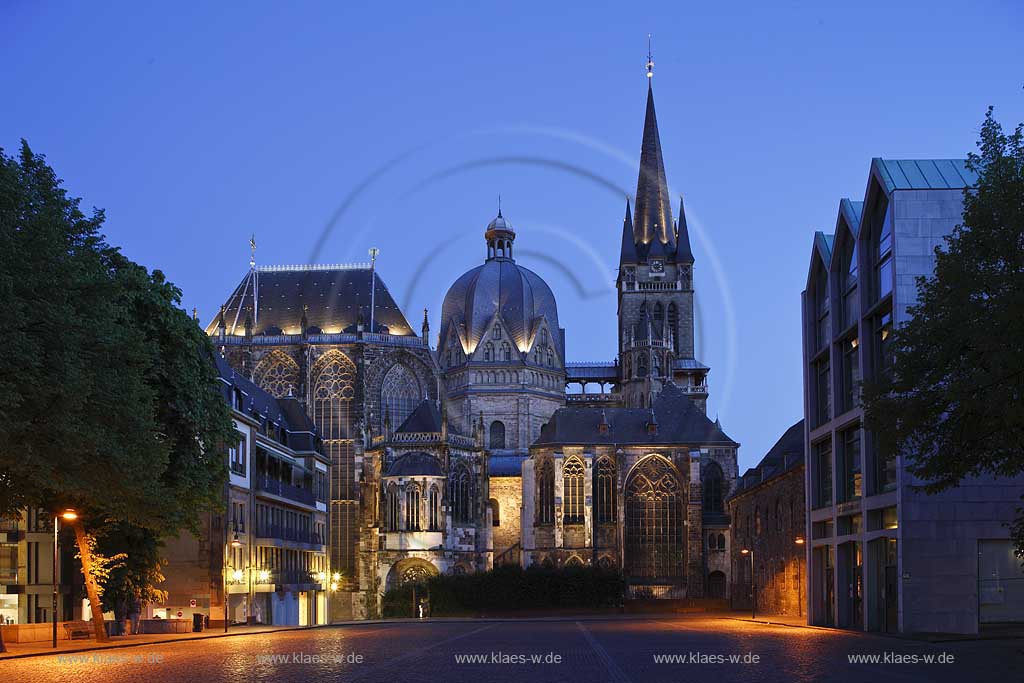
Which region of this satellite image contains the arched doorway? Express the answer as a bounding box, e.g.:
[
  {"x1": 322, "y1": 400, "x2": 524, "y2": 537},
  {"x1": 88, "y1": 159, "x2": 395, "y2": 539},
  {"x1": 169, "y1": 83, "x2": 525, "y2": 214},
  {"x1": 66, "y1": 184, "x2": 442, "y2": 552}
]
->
[
  {"x1": 707, "y1": 571, "x2": 726, "y2": 598},
  {"x1": 623, "y1": 456, "x2": 685, "y2": 581},
  {"x1": 385, "y1": 558, "x2": 438, "y2": 592}
]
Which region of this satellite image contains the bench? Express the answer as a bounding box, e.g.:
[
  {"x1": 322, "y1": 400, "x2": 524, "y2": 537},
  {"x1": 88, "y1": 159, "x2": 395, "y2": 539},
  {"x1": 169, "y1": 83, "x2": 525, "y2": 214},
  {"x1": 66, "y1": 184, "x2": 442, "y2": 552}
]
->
[{"x1": 63, "y1": 621, "x2": 93, "y2": 640}]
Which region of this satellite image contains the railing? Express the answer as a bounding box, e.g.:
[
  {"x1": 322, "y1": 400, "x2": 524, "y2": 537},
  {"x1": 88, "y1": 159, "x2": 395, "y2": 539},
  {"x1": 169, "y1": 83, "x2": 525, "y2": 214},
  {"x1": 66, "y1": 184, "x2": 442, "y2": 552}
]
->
[
  {"x1": 374, "y1": 432, "x2": 477, "y2": 448},
  {"x1": 566, "y1": 393, "x2": 618, "y2": 403},
  {"x1": 677, "y1": 385, "x2": 708, "y2": 394},
  {"x1": 217, "y1": 331, "x2": 425, "y2": 348},
  {"x1": 621, "y1": 281, "x2": 684, "y2": 292},
  {"x1": 254, "y1": 524, "x2": 324, "y2": 546},
  {"x1": 494, "y1": 542, "x2": 521, "y2": 567},
  {"x1": 623, "y1": 339, "x2": 669, "y2": 349},
  {"x1": 255, "y1": 476, "x2": 316, "y2": 506}
]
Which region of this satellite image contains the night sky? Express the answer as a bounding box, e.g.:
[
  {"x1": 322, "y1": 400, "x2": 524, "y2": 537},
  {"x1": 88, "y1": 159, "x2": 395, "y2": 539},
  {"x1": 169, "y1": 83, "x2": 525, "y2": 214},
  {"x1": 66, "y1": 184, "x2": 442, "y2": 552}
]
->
[{"x1": 3, "y1": 0, "x2": 1021, "y2": 468}]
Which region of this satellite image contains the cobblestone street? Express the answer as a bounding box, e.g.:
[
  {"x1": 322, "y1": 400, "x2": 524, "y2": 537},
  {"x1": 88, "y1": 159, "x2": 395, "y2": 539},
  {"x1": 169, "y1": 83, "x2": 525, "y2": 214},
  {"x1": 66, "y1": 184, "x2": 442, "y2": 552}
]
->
[{"x1": 4, "y1": 616, "x2": 1022, "y2": 683}]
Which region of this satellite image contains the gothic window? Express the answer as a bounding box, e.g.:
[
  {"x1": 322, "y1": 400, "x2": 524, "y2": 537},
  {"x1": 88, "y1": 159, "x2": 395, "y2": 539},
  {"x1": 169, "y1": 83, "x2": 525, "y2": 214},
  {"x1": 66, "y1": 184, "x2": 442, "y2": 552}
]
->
[
  {"x1": 492, "y1": 324, "x2": 502, "y2": 339},
  {"x1": 428, "y1": 486, "x2": 440, "y2": 531},
  {"x1": 717, "y1": 533, "x2": 726, "y2": 550},
  {"x1": 489, "y1": 421, "x2": 506, "y2": 450},
  {"x1": 563, "y1": 457, "x2": 585, "y2": 524},
  {"x1": 253, "y1": 351, "x2": 299, "y2": 399},
  {"x1": 624, "y1": 456, "x2": 684, "y2": 579},
  {"x1": 702, "y1": 462, "x2": 725, "y2": 513},
  {"x1": 501, "y1": 342, "x2": 511, "y2": 361},
  {"x1": 312, "y1": 351, "x2": 356, "y2": 443},
  {"x1": 489, "y1": 498, "x2": 500, "y2": 526},
  {"x1": 401, "y1": 564, "x2": 432, "y2": 586},
  {"x1": 385, "y1": 483, "x2": 399, "y2": 531},
  {"x1": 541, "y1": 329, "x2": 548, "y2": 346},
  {"x1": 537, "y1": 460, "x2": 554, "y2": 525},
  {"x1": 566, "y1": 556, "x2": 583, "y2": 568},
  {"x1": 595, "y1": 458, "x2": 617, "y2": 524},
  {"x1": 653, "y1": 354, "x2": 662, "y2": 377},
  {"x1": 484, "y1": 343, "x2": 494, "y2": 362},
  {"x1": 637, "y1": 354, "x2": 648, "y2": 378},
  {"x1": 546, "y1": 350, "x2": 554, "y2": 367},
  {"x1": 624, "y1": 355, "x2": 632, "y2": 379},
  {"x1": 405, "y1": 485, "x2": 421, "y2": 531},
  {"x1": 450, "y1": 465, "x2": 472, "y2": 524},
  {"x1": 653, "y1": 302, "x2": 664, "y2": 335},
  {"x1": 598, "y1": 556, "x2": 615, "y2": 571},
  {"x1": 380, "y1": 363, "x2": 421, "y2": 433},
  {"x1": 668, "y1": 303, "x2": 679, "y2": 354}
]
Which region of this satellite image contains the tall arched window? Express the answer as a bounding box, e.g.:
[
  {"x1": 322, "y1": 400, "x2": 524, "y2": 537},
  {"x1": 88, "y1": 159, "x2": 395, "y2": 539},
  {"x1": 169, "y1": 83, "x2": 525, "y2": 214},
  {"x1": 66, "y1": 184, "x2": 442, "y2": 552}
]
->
[
  {"x1": 489, "y1": 421, "x2": 506, "y2": 450},
  {"x1": 537, "y1": 460, "x2": 554, "y2": 525},
  {"x1": 563, "y1": 458, "x2": 585, "y2": 524},
  {"x1": 253, "y1": 350, "x2": 300, "y2": 398},
  {"x1": 489, "y1": 498, "x2": 500, "y2": 526},
  {"x1": 385, "y1": 483, "x2": 399, "y2": 531},
  {"x1": 840, "y1": 228, "x2": 859, "y2": 327},
  {"x1": 668, "y1": 303, "x2": 679, "y2": 353},
  {"x1": 405, "y1": 485, "x2": 421, "y2": 531},
  {"x1": 450, "y1": 465, "x2": 472, "y2": 523},
  {"x1": 380, "y1": 363, "x2": 421, "y2": 432},
  {"x1": 501, "y1": 342, "x2": 511, "y2": 361},
  {"x1": 540, "y1": 329, "x2": 548, "y2": 346},
  {"x1": 637, "y1": 354, "x2": 648, "y2": 378},
  {"x1": 703, "y1": 462, "x2": 725, "y2": 513},
  {"x1": 483, "y1": 343, "x2": 493, "y2": 362},
  {"x1": 870, "y1": 192, "x2": 893, "y2": 302},
  {"x1": 492, "y1": 324, "x2": 502, "y2": 339},
  {"x1": 429, "y1": 486, "x2": 440, "y2": 531},
  {"x1": 653, "y1": 302, "x2": 664, "y2": 335},
  {"x1": 595, "y1": 458, "x2": 617, "y2": 523},
  {"x1": 624, "y1": 456, "x2": 684, "y2": 579},
  {"x1": 814, "y1": 263, "x2": 830, "y2": 351}
]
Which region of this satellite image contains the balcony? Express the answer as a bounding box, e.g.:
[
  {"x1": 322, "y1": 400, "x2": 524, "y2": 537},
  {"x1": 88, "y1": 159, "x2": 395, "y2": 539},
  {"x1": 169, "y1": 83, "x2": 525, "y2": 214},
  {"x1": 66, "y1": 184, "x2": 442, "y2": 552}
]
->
[
  {"x1": 254, "y1": 524, "x2": 324, "y2": 548},
  {"x1": 255, "y1": 475, "x2": 315, "y2": 506}
]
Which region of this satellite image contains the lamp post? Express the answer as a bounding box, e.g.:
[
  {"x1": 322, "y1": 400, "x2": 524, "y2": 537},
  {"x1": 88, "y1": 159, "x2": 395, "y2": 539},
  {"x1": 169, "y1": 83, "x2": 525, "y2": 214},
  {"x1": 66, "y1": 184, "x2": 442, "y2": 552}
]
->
[
  {"x1": 795, "y1": 536, "x2": 805, "y2": 618},
  {"x1": 52, "y1": 509, "x2": 77, "y2": 648},
  {"x1": 368, "y1": 247, "x2": 379, "y2": 334},
  {"x1": 740, "y1": 548, "x2": 755, "y2": 620},
  {"x1": 224, "y1": 527, "x2": 242, "y2": 633}
]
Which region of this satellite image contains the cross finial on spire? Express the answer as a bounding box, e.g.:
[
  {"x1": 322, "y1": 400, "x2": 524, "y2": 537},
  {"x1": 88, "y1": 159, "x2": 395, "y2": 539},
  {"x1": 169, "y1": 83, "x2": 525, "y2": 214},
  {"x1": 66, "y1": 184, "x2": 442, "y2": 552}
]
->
[
  {"x1": 498, "y1": 193, "x2": 502, "y2": 217},
  {"x1": 646, "y1": 33, "x2": 654, "y2": 80},
  {"x1": 249, "y1": 234, "x2": 257, "y2": 269}
]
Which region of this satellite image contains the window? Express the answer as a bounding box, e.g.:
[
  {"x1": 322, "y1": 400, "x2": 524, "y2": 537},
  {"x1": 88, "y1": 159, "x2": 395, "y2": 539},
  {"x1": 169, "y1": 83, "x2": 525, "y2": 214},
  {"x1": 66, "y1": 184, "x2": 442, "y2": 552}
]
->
[
  {"x1": 653, "y1": 302, "x2": 664, "y2": 335},
  {"x1": 380, "y1": 363, "x2": 421, "y2": 434},
  {"x1": 405, "y1": 485, "x2": 421, "y2": 531},
  {"x1": 872, "y1": 310, "x2": 893, "y2": 378},
  {"x1": 637, "y1": 354, "x2": 648, "y2": 378},
  {"x1": 595, "y1": 458, "x2": 616, "y2": 523},
  {"x1": 537, "y1": 460, "x2": 554, "y2": 525},
  {"x1": 489, "y1": 421, "x2": 506, "y2": 450},
  {"x1": 814, "y1": 439, "x2": 833, "y2": 508},
  {"x1": 501, "y1": 342, "x2": 511, "y2": 361},
  {"x1": 489, "y1": 498, "x2": 500, "y2": 526},
  {"x1": 839, "y1": 336, "x2": 860, "y2": 413},
  {"x1": 428, "y1": 486, "x2": 440, "y2": 531},
  {"x1": 814, "y1": 265, "x2": 830, "y2": 350},
  {"x1": 563, "y1": 458, "x2": 585, "y2": 524},
  {"x1": 871, "y1": 193, "x2": 893, "y2": 301},
  {"x1": 483, "y1": 343, "x2": 493, "y2": 362},
  {"x1": 492, "y1": 325, "x2": 502, "y2": 339},
  {"x1": 229, "y1": 434, "x2": 246, "y2": 476},
  {"x1": 253, "y1": 350, "x2": 299, "y2": 399},
  {"x1": 814, "y1": 359, "x2": 831, "y2": 427},
  {"x1": 755, "y1": 507, "x2": 762, "y2": 535},
  {"x1": 541, "y1": 329, "x2": 548, "y2": 346},
  {"x1": 775, "y1": 499, "x2": 783, "y2": 532},
  {"x1": 450, "y1": 466, "x2": 472, "y2": 523},
  {"x1": 623, "y1": 457, "x2": 684, "y2": 579},
  {"x1": 869, "y1": 430, "x2": 897, "y2": 495},
  {"x1": 385, "y1": 483, "x2": 399, "y2": 531},
  {"x1": 839, "y1": 426, "x2": 862, "y2": 502},
  {"x1": 841, "y1": 233, "x2": 858, "y2": 328},
  {"x1": 717, "y1": 533, "x2": 726, "y2": 550},
  {"x1": 702, "y1": 462, "x2": 725, "y2": 513}
]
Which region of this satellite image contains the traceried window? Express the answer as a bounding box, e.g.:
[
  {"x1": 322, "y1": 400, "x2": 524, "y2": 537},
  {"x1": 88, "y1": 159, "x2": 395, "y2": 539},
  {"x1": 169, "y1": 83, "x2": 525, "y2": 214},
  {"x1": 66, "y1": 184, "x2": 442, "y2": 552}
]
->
[
  {"x1": 637, "y1": 354, "x2": 648, "y2": 378},
  {"x1": 489, "y1": 421, "x2": 506, "y2": 450},
  {"x1": 405, "y1": 485, "x2": 421, "y2": 531},
  {"x1": 563, "y1": 457, "x2": 585, "y2": 524},
  {"x1": 537, "y1": 460, "x2": 554, "y2": 525},
  {"x1": 428, "y1": 486, "x2": 440, "y2": 530},
  {"x1": 501, "y1": 342, "x2": 512, "y2": 361},
  {"x1": 702, "y1": 462, "x2": 725, "y2": 513},
  {"x1": 484, "y1": 343, "x2": 494, "y2": 362},
  {"x1": 381, "y1": 363, "x2": 421, "y2": 431},
  {"x1": 492, "y1": 325, "x2": 502, "y2": 339},
  {"x1": 253, "y1": 351, "x2": 299, "y2": 399},
  {"x1": 450, "y1": 465, "x2": 472, "y2": 524},
  {"x1": 385, "y1": 483, "x2": 399, "y2": 531},
  {"x1": 623, "y1": 456, "x2": 684, "y2": 579},
  {"x1": 595, "y1": 458, "x2": 617, "y2": 523}
]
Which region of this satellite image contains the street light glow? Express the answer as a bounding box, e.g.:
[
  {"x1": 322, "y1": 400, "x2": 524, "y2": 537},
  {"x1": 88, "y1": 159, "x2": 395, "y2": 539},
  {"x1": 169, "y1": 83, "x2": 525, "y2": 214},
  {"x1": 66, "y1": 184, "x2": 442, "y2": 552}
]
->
[{"x1": 61, "y1": 509, "x2": 78, "y2": 521}]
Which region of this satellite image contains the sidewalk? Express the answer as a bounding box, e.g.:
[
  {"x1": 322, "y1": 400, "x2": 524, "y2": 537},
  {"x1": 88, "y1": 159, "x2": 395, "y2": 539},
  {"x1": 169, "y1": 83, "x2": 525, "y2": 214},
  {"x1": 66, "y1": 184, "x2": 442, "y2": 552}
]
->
[{"x1": 0, "y1": 623, "x2": 317, "y2": 660}]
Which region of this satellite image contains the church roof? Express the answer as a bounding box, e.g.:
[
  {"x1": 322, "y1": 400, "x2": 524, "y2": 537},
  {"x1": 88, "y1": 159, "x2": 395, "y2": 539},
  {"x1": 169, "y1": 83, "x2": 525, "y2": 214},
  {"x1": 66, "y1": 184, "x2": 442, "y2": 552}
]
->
[
  {"x1": 630, "y1": 83, "x2": 676, "y2": 260},
  {"x1": 385, "y1": 451, "x2": 444, "y2": 477},
  {"x1": 395, "y1": 400, "x2": 442, "y2": 433},
  {"x1": 731, "y1": 419, "x2": 804, "y2": 497},
  {"x1": 489, "y1": 454, "x2": 526, "y2": 477},
  {"x1": 207, "y1": 264, "x2": 414, "y2": 337},
  {"x1": 534, "y1": 382, "x2": 737, "y2": 447}
]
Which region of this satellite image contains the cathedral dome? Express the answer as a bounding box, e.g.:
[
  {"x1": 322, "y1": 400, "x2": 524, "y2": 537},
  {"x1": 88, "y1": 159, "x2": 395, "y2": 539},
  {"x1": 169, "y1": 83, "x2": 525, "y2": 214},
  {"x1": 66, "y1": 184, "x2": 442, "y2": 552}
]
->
[{"x1": 439, "y1": 212, "x2": 561, "y2": 357}]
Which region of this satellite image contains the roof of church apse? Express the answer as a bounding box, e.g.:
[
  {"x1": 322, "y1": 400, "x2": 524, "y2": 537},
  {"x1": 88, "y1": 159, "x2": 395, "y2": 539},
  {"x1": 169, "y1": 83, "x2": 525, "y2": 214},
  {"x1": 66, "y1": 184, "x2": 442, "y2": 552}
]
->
[{"x1": 207, "y1": 264, "x2": 415, "y2": 337}]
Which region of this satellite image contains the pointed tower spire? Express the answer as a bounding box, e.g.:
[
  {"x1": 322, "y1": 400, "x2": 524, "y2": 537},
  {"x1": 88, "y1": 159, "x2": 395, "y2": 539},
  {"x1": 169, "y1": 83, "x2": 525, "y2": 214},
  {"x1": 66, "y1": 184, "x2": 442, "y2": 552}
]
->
[
  {"x1": 421, "y1": 307, "x2": 430, "y2": 344},
  {"x1": 633, "y1": 54, "x2": 675, "y2": 255},
  {"x1": 619, "y1": 197, "x2": 637, "y2": 263},
  {"x1": 675, "y1": 194, "x2": 694, "y2": 262}
]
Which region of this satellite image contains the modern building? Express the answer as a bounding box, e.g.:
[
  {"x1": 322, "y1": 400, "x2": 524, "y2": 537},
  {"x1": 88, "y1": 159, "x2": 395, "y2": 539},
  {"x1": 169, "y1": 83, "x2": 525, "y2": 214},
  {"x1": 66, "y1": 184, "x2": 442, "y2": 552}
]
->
[
  {"x1": 727, "y1": 420, "x2": 806, "y2": 616},
  {"x1": 162, "y1": 354, "x2": 330, "y2": 627},
  {"x1": 801, "y1": 158, "x2": 1024, "y2": 633}
]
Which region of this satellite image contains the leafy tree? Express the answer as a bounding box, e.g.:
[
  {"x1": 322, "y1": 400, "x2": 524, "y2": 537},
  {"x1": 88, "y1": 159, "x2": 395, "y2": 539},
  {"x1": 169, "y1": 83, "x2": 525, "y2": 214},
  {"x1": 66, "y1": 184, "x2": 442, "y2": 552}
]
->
[
  {"x1": 95, "y1": 523, "x2": 168, "y2": 633},
  {"x1": 862, "y1": 109, "x2": 1024, "y2": 557},
  {"x1": 0, "y1": 142, "x2": 236, "y2": 640}
]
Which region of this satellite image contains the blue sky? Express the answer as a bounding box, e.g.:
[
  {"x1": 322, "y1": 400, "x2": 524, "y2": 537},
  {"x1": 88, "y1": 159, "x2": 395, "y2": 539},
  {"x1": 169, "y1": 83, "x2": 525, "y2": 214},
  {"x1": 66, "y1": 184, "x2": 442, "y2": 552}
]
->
[{"x1": 3, "y1": 1, "x2": 1022, "y2": 469}]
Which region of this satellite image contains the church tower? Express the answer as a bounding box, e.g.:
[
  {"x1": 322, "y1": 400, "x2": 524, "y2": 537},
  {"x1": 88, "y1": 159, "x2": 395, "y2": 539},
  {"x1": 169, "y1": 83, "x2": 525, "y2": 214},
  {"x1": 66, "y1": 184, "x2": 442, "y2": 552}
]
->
[{"x1": 617, "y1": 53, "x2": 709, "y2": 411}]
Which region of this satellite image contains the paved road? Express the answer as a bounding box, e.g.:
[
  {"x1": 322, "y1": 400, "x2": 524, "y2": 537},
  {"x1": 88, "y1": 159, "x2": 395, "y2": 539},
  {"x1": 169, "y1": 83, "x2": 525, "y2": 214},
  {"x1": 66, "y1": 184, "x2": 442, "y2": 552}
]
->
[{"x1": 5, "y1": 616, "x2": 1022, "y2": 682}]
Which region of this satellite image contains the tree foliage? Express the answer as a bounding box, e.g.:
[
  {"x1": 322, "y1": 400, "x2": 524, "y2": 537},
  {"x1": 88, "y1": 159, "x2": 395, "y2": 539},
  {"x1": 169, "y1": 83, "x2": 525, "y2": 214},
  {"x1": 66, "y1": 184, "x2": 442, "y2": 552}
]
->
[
  {"x1": 862, "y1": 109, "x2": 1024, "y2": 552},
  {"x1": 0, "y1": 141, "x2": 235, "y2": 534}
]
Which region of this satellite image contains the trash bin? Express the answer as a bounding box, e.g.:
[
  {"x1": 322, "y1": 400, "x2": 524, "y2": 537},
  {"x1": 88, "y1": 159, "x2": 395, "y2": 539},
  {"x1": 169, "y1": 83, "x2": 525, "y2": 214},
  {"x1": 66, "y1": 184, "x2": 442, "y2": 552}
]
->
[{"x1": 192, "y1": 613, "x2": 205, "y2": 632}]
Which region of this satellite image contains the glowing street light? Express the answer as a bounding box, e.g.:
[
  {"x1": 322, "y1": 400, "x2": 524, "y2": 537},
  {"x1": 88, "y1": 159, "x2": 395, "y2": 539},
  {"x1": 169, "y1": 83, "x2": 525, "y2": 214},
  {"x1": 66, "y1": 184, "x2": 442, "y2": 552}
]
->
[
  {"x1": 740, "y1": 547, "x2": 756, "y2": 620},
  {"x1": 53, "y1": 508, "x2": 78, "y2": 648}
]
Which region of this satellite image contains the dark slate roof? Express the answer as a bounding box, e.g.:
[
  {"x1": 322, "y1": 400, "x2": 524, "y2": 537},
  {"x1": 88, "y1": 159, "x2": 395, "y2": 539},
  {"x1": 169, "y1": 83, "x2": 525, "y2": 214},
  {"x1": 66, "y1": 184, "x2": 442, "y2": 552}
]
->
[
  {"x1": 385, "y1": 451, "x2": 444, "y2": 477},
  {"x1": 489, "y1": 454, "x2": 526, "y2": 477},
  {"x1": 213, "y1": 353, "x2": 319, "y2": 452},
  {"x1": 872, "y1": 158, "x2": 978, "y2": 193},
  {"x1": 565, "y1": 361, "x2": 618, "y2": 381},
  {"x1": 535, "y1": 382, "x2": 737, "y2": 446},
  {"x1": 440, "y1": 217, "x2": 562, "y2": 358},
  {"x1": 396, "y1": 400, "x2": 442, "y2": 433},
  {"x1": 730, "y1": 419, "x2": 804, "y2": 498},
  {"x1": 206, "y1": 264, "x2": 414, "y2": 337},
  {"x1": 629, "y1": 83, "x2": 676, "y2": 261}
]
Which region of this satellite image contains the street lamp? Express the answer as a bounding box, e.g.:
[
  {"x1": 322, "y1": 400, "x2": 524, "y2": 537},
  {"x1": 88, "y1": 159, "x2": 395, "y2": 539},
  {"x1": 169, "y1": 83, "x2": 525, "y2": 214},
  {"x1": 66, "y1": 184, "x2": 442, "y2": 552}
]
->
[
  {"x1": 224, "y1": 528, "x2": 243, "y2": 633},
  {"x1": 53, "y1": 509, "x2": 77, "y2": 648},
  {"x1": 795, "y1": 536, "x2": 805, "y2": 618},
  {"x1": 740, "y1": 548, "x2": 755, "y2": 620}
]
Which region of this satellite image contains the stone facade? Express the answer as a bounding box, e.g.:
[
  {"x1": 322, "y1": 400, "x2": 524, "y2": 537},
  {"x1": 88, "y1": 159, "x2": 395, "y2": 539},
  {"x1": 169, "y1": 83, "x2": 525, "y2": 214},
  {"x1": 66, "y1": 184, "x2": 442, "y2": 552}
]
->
[{"x1": 489, "y1": 475, "x2": 523, "y2": 565}]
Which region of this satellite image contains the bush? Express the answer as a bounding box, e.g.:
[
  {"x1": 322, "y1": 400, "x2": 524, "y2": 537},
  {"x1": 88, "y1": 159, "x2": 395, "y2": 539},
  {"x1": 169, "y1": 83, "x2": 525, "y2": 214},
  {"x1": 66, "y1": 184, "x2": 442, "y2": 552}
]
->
[{"x1": 381, "y1": 564, "x2": 624, "y2": 617}]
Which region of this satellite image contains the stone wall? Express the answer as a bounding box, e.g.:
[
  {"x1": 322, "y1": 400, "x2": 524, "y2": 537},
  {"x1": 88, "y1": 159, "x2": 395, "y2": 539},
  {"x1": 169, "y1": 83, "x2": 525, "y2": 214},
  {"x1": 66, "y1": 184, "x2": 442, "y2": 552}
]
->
[{"x1": 490, "y1": 476, "x2": 522, "y2": 564}]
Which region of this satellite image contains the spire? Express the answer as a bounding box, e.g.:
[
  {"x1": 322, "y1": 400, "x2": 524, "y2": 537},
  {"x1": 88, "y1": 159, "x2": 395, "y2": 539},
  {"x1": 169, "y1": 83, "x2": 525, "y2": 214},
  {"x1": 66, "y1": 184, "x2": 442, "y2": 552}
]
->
[
  {"x1": 249, "y1": 234, "x2": 257, "y2": 269},
  {"x1": 633, "y1": 80, "x2": 675, "y2": 254},
  {"x1": 619, "y1": 197, "x2": 637, "y2": 263},
  {"x1": 421, "y1": 307, "x2": 430, "y2": 342},
  {"x1": 675, "y1": 195, "x2": 694, "y2": 262}
]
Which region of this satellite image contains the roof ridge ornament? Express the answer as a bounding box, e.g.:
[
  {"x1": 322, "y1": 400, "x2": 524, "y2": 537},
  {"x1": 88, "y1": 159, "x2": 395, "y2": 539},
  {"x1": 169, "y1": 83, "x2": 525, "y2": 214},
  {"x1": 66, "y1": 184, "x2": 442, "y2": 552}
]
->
[{"x1": 646, "y1": 33, "x2": 654, "y2": 81}]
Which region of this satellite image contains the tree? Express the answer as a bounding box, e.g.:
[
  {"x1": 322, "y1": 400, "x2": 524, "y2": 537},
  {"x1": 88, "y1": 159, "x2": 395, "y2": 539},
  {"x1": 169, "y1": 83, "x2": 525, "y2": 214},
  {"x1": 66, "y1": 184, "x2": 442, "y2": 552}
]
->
[
  {"x1": 862, "y1": 109, "x2": 1024, "y2": 557},
  {"x1": 0, "y1": 142, "x2": 236, "y2": 641},
  {"x1": 95, "y1": 523, "x2": 168, "y2": 633}
]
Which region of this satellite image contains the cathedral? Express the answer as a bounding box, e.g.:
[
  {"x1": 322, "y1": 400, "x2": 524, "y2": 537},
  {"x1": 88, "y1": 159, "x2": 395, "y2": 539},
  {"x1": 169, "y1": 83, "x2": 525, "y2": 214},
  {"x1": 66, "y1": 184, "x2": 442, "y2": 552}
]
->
[{"x1": 209, "y1": 63, "x2": 738, "y2": 618}]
